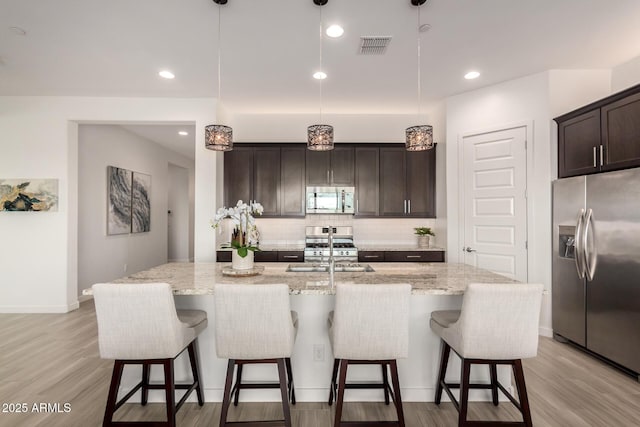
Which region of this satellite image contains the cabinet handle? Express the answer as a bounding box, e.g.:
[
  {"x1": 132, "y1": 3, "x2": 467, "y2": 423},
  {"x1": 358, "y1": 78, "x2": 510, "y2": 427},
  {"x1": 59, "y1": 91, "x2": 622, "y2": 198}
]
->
[
  {"x1": 593, "y1": 146, "x2": 597, "y2": 168},
  {"x1": 600, "y1": 145, "x2": 604, "y2": 167},
  {"x1": 331, "y1": 170, "x2": 334, "y2": 183},
  {"x1": 327, "y1": 170, "x2": 330, "y2": 183},
  {"x1": 406, "y1": 255, "x2": 421, "y2": 259},
  {"x1": 364, "y1": 255, "x2": 380, "y2": 259},
  {"x1": 356, "y1": 199, "x2": 359, "y2": 213},
  {"x1": 283, "y1": 255, "x2": 299, "y2": 259},
  {"x1": 403, "y1": 200, "x2": 407, "y2": 214},
  {"x1": 408, "y1": 199, "x2": 411, "y2": 214}
]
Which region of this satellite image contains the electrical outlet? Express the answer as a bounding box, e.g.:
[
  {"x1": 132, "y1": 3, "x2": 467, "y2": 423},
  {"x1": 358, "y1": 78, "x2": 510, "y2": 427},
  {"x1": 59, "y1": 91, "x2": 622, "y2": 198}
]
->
[{"x1": 313, "y1": 344, "x2": 325, "y2": 362}]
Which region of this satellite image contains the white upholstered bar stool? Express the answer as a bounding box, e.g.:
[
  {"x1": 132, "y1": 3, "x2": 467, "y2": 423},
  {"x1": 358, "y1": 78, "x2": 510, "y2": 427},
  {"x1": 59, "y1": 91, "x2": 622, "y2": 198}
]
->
[
  {"x1": 430, "y1": 283, "x2": 544, "y2": 427},
  {"x1": 328, "y1": 283, "x2": 411, "y2": 427},
  {"x1": 214, "y1": 284, "x2": 298, "y2": 427},
  {"x1": 92, "y1": 283, "x2": 207, "y2": 427}
]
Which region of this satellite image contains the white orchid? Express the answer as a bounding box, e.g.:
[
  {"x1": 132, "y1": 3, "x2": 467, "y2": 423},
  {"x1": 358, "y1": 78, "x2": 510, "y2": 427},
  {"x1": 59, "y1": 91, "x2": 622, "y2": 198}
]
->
[{"x1": 211, "y1": 200, "x2": 264, "y2": 257}]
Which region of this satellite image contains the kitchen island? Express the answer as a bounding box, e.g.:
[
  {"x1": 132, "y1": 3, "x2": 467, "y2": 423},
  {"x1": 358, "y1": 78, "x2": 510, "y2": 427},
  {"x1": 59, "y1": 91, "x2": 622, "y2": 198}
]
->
[{"x1": 83, "y1": 262, "x2": 517, "y2": 403}]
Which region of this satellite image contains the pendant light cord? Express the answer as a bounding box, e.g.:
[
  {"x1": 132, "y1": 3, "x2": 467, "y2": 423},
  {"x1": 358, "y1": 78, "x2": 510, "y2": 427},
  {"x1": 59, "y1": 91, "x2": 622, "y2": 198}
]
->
[
  {"x1": 218, "y1": 4, "x2": 222, "y2": 109},
  {"x1": 319, "y1": 4, "x2": 323, "y2": 123},
  {"x1": 417, "y1": 4, "x2": 421, "y2": 122}
]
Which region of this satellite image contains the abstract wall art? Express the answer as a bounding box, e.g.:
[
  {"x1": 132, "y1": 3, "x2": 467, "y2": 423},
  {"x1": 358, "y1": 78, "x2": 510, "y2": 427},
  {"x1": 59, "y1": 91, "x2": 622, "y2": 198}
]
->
[
  {"x1": 132, "y1": 172, "x2": 151, "y2": 233},
  {"x1": 0, "y1": 179, "x2": 59, "y2": 212},
  {"x1": 107, "y1": 166, "x2": 132, "y2": 235}
]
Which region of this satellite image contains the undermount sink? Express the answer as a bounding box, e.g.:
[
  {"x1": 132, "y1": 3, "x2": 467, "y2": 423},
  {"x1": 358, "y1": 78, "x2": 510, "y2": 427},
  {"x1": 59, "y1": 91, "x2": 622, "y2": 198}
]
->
[{"x1": 286, "y1": 263, "x2": 375, "y2": 273}]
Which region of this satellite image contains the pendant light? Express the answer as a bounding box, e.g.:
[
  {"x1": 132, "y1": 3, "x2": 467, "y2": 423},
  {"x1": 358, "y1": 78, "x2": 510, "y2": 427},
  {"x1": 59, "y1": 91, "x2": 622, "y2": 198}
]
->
[
  {"x1": 307, "y1": 0, "x2": 334, "y2": 151},
  {"x1": 205, "y1": 0, "x2": 233, "y2": 151},
  {"x1": 406, "y1": 0, "x2": 434, "y2": 151}
]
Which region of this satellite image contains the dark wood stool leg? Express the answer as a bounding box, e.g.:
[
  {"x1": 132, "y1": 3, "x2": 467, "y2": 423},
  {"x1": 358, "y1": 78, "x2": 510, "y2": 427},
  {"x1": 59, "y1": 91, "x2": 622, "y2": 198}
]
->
[
  {"x1": 219, "y1": 359, "x2": 235, "y2": 427},
  {"x1": 285, "y1": 357, "x2": 296, "y2": 405},
  {"x1": 141, "y1": 362, "x2": 150, "y2": 406},
  {"x1": 233, "y1": 363, "x2": 243, "y2": 406},
  {"x1": 103, "y1": 360, "x2": 124, "y2": 426},
  {"x1": 435, "y1": 340, "x2": 451, "y2": 404},
  {"x1": 389, "y1": 360, "x2": 405, "y2": 427},
  {"x1": 334, "y1": 359, "x2": 348, "y2": 427},
  {"x1": 187, "y1": 340, "x2": 205, "y2": 406},
  {"x1": 490, "y1": 362, "x2": 499, "y2": 406},
  {"x1": 458, "y1": 359, "x2": 471, "y2": 427},
  {"x1": 328, "y1": 358, "x2": 340, "y2": 406},
  {"x1": 163, "y1": 359, "x2": 176, "y2": 427},
  {"x1": 382, "y1": 362, "x2": 391, "y2": 405},
  {"x1": 277, "y1": 358, "x2": 293, "y2": 427},
  {"x1": 513, "y1": 359, "x2": 533, "y2": 427}
]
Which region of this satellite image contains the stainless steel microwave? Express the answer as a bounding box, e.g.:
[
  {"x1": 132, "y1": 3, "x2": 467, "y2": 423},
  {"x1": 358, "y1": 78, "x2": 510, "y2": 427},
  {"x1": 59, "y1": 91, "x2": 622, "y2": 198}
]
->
[{"x1": 306, "y1": 186, "x2": 355, "y2": 214}]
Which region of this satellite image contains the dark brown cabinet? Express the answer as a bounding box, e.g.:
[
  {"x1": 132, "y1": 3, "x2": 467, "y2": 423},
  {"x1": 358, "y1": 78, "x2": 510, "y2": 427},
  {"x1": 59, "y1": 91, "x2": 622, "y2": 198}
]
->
[
  {"x1": 280, "y1": 146, "x2": 306, "y2": 217},
  {"x1": 354, "y1": 147, "x2": 379, "y2": 216},
  {"x1": 224, "y1": 145, "x2": 305, "y2": 218},
  {"x1": 384, "y1": 251, "x2": 444, "y2": 262},
  {"x1": 358, "y1": 251, "x2": 385, "y2": 262},
  {"x1": 556, "y1": 83, "x2": 640, "y2": 178},
  {"x1": 306, "y1": 146, "x2": 354, "y2": 186},
  {"x1": 277, "y1": 251, "x2": 304, "y2": 262},
  {"x1": 380, "y1": 146, "x2": 436, "y2": 217}
]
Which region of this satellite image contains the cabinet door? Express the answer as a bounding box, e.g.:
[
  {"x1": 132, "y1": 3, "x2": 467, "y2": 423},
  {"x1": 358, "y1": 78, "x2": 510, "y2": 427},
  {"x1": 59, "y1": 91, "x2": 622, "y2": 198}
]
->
[
  {"x1": 306, "y1": 150, "x2": 331, "y2": 185},
  {"x1": 558, "y1": 110, "x2": 601, "y2": 178},
  {"x1": 224, "y1": 147, "x2": 253, "y2": 207},
  {"x1": 253, "y1": 147, "x2": 280, "y2": 217},
  {"x1": 281, "y1": 146, "x2": 306, "y2": 217},
  {"x1": 354, "y1": 147, "x2": 379, "y2": 216},
  {"x1": 406, "y1": 147, "x2": 436, "y2": 217},
  {"x1": 331, "y1": 146, "x2": 355, "y2": 186},
  {"x1": 601, "y1": 92, "x2": 640, "y2": 172},
  {"x1": 278, "y1": 251, "x2": 304, "y2": 262},
  {"x1": 358, "y1": 251, "x2": 385, "y2": 262},
  {"x1": 254, "y1": 250, "x2": 278, "y2": 262},
  {"x1": 384, "y1": 251, "x2": 444, "y2": 262},
  {"x1": 379, "y1": 147, "x2": 407, "y2": 216}
]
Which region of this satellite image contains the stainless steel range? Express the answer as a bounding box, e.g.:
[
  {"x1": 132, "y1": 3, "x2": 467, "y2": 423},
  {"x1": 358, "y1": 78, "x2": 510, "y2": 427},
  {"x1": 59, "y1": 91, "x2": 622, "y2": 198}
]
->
[{"x1": 304, "y1": 226, "x2": 358, "y2": 263}]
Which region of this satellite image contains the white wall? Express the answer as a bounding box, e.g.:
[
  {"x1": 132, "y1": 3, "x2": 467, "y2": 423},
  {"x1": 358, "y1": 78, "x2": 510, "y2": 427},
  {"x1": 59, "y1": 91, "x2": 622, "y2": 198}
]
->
[
  {"x1": 77, "y1": 125, "x2": 194, "y2": 296},
  {"x1": 445, "y1": 70, "x2": 611, "y2": 336},
  {"x1": 611, "y1": 55, "x2": 640, "y2": 92},
  {"x1": 0, "y1": 96, "x2": 217, "y2": 313},
  {"x1": 168, "y1": 163, "x2": 192, "y2": 262}
]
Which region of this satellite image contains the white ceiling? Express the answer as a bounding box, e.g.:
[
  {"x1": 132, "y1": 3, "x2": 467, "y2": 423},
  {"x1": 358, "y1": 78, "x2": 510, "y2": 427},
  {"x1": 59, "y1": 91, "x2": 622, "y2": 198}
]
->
[
  {"x1": 2, "y1": 0, "x2": 640, "y2": 115},
  {"x1": 120, "y1": 124, "x2": 196, "y2": 160}
]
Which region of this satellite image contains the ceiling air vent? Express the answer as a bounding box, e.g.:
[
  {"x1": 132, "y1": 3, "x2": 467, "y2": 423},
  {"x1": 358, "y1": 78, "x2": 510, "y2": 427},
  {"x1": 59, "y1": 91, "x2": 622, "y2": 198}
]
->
[{"x1": 359, "y1": 36, "x2": 392, "y2": 55}]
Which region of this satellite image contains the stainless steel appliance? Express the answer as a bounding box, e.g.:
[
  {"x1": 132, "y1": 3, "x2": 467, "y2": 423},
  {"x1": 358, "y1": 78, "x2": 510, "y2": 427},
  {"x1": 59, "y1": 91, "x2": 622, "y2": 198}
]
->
[
  {"x1": 553, "y1": 168, "x2": 640, "y2": 376},
  {"x1": 304, "y1": 226, "x2": 358, "y2": 263},
  {"x1": 306, "y1": 186, "x2": 355, "y2": 214}
]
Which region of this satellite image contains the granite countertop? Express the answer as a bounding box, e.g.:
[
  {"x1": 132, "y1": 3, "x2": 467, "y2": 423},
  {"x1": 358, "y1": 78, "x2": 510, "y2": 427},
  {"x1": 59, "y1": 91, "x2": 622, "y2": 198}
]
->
[{"x1": 83, "y1": 262, "x2": 517, "y2": 296}]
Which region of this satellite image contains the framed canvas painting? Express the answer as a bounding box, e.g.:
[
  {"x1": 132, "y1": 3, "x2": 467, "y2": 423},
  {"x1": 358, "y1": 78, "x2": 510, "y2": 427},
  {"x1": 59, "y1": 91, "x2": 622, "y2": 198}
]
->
[
  {"x1": 132, "y1": 172, "x2": 151, "y2": 233},
  {"x1": 0, "y1": 179, "x2": 59, "y2": 212},
  {"x1": 107, "y1": 166, "x2": 132, "y2": 235}
]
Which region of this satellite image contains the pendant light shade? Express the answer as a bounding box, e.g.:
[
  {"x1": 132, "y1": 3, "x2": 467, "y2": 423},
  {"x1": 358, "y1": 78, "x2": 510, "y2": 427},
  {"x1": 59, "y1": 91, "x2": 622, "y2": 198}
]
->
[
  {"x1": 205, "y1": 124, "x2": 233, "y2": 151},
  {"x1": 406, "y1": 1, "x2": 434, "y2": 151},
  {"x1": 205, "y1": 1, "x2": 233, "y2": 151},
  {"x1": 307, "y1": 124, "x2": 334, "y2": 151},
  {"x1": 405, "y1": 125, "x2": 433, "y2": 151}
]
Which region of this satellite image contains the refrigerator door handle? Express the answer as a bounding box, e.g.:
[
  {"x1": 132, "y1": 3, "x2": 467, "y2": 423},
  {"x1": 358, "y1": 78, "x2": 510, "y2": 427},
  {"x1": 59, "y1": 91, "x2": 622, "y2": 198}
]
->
[
  {"x1": 583, "y1": 208, "x2": 598, "y2": 281},
  {"x1": 574, "y1": 209, "x2": 586, "y2": 279}
]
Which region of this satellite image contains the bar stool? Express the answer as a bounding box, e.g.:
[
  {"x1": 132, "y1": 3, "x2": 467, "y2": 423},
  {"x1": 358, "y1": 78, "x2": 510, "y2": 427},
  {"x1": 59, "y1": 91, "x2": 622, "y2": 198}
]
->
[
  {"x1": 430, "y1": 282, "x2": 543, "y2": 427},
  {"x1": 92, "y1": 282, "x2": 207, "y2": 427},
  {"x1": 328, "y1": 283, "x2": 411, "y2": 427},
  {"x1": 214, "y1": 284, "x2": 298, "y2": 427}
]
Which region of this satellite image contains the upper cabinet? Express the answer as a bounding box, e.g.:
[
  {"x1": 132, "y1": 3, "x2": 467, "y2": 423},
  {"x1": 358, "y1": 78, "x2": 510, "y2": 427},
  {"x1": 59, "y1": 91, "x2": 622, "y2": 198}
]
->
[
  {"x1": 556, "y1": 84, "x2": 640, "y2": 178},
  {"x1": 380, "y1": 146, "x2": 436, "y2": 218},
  {"x1": 354, "y1": 147, "x2": 379, "y2": 216},
  {"x1": 224, "y1": 145, "x2": 305, "y2": 218},
  {"x1": 306, "y1": 146, "x2": 354, "y2": 186}
]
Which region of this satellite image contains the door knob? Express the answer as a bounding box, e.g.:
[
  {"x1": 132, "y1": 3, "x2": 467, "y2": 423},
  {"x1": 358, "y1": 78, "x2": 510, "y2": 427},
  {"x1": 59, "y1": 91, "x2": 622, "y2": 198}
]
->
[{"x1": 464, "y1": 247, "x2": 476, "y2": 253}]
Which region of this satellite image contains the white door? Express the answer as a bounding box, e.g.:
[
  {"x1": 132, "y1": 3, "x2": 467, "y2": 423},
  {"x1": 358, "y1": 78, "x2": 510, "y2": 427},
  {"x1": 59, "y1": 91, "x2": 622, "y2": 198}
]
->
[{"x1": 462, "y1": 126, "x2": 528, "y2": 281}]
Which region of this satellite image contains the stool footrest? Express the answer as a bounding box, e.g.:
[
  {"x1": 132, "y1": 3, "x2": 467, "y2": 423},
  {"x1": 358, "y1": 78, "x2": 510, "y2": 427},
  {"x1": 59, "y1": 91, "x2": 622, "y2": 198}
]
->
[{"x1": 223, "y1": 422, "x2": 288, "y2": 427}]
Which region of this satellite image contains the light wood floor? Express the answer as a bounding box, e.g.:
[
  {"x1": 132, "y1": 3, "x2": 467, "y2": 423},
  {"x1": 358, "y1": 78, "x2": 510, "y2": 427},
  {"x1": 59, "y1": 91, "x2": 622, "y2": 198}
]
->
[{"x1": 0, "y1": 301, "x2": 639, "y2": 427}]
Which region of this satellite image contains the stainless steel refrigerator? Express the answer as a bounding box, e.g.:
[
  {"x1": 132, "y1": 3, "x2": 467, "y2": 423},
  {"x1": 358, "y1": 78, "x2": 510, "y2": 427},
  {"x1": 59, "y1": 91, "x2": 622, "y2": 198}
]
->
[{"x1": 553, "y1": 167, "x2": 640, "y2": 376}]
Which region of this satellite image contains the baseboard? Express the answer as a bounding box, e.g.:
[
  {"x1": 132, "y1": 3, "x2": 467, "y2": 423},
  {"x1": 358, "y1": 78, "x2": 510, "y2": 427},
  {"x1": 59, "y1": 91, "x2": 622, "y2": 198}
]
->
[
  {"x1": 539, "y1": 326, "x2": 553, "y2": 338},
  {"x1": 168, "y1": 258, "x2": 191, "y2": 263},
  {"x1": 78, "y1": 294, "x2": 93, "y2": 303},
  {"x1": 0, "y1": 301, "x2": 79, "y2": 313}
]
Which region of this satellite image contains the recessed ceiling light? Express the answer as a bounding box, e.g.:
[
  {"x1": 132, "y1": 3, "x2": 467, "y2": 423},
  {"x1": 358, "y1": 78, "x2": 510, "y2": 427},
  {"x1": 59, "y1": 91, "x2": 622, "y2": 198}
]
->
[
  {"x1": 9, "y1": 26, "x2": 27, "y2": 36},
  {"x1": 159, "y1": 70, "x2": 175, "y2": 79},
  {"x1": 178, "y1": 131, "x2": 189, "y2": 136},
  {"x1": 313, "y1": 71, "x2": 327, "y2": 80},
  {"x1": 464, "y1": 71, "x2": 480, "y2": 80},
  {"x1": 326, "y1": 25, "x2": 344, "y2": 38}
]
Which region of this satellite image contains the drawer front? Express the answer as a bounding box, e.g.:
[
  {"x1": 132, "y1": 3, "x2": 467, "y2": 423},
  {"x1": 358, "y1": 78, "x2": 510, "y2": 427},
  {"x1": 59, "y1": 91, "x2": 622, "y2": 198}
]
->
[
  {"x1": 358, "y1": 251, "x2": 385, "y2": 262},
  {"x1": 254, "y1": 251, "x2": 278, "y2": 262},
  {"x1": 278, "y1": 251, "x2": 304, "y2": 262},
  {"x1": 216, "y1": 251, "x2": 232, "y2": 262},
  {"x1": 384, "y1": 251, "x2": 444, "y2": 262}
]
